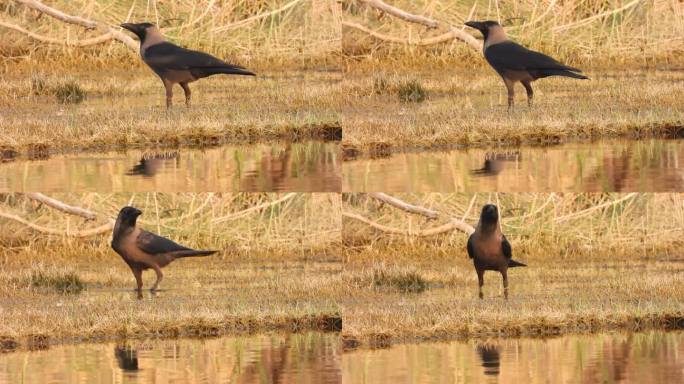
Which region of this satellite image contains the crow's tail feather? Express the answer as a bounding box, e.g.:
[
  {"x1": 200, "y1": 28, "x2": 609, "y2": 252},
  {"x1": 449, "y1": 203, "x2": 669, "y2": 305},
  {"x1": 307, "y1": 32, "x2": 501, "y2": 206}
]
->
[
  {"x1": 200, "y1": 66, "x2": 256, "y2": 77},
  {"x1": 508, "y1": 259, "x2": 527, "y2": 267},
  {"x1": 539, "y1": 69, "x2": 588, "y2": 80},
  {"x1": 176, "y1": 250, "x2": 218, "y2": 258}
]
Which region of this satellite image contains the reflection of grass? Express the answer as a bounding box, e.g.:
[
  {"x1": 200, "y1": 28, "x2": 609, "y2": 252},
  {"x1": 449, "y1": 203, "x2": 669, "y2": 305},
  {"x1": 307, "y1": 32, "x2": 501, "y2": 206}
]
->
[
  {"x1": 0, "y1": 70, "x2": 340, "y2": 155},
  {"x1": 343, "y1": 70, "x2": 684, "y2": 154},
  {"x1": 342, "y1": 193, "x2": 684, "y2": 347},
  {"x1": 0, "y1": 193, "x2": 343, "y2": 349}
]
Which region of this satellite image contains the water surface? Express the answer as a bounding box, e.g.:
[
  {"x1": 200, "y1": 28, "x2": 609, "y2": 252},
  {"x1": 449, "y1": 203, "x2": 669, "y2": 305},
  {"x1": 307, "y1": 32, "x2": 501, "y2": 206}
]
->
[
  {"x1": 343, "y1": 139, "x2": 684, "y2": 192},
  {"x1": 0, "y1": 332, "x2": 340, "y2": 384},
  {"x1": 0, "y1": 141, "x2": 340, "y2": 192},
  {"x1": 343, "y1": 330, "x2": 684, "y2": 384}
]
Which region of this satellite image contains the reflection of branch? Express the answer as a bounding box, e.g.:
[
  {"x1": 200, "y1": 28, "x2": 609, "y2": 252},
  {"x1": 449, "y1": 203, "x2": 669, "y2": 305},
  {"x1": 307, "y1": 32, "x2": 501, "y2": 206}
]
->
[
  {"x1": 346, "y1": 0, "x2": 481, "y2": 50},
  {"x1": 343, "y1": 211, "x2": 473, "y2": 236},
  {"x1": 212, "y1": 193, "x2": 298, "y2": 224},
  {"x1": 9, "y1": 0, "x2": 137, "y2": 50},
  {"x1": 369, "y1": 193, "x2": 439, "y2": 219}
]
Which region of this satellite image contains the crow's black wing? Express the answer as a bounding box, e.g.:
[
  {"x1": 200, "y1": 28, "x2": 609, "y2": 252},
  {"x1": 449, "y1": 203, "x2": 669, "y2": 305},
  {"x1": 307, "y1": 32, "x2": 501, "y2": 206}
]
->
[
  {"x1": 144, "y1": 42, "x2": 247, "y2": 70},
  {"x1": 467, "y1": 234, "x2": 475, "y2": 259},
  {"x1": 485, "y1": 41, "x2": 580, "y2": 72},
  {"x1": 136, "y1": 230, "x2": 192, "y2": 255},
  {"x1": 502, "y1": 235, "x2": 512, "y2": 259}
]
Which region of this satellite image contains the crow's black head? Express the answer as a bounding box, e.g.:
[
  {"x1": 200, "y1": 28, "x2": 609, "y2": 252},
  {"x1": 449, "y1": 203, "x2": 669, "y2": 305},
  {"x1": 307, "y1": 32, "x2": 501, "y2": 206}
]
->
[
  {"x1": 116, "y1": 206, "x2": 142, "y2": 227},
  {"x1": 120, "y1": 22, "x2": 155, "y2": 42},
  {"x1": 479, "y1": 204, "x2": 499, "y2": 225},
  {"x1": 464, "y1": 20, "x2": 500, "y2": 40}
]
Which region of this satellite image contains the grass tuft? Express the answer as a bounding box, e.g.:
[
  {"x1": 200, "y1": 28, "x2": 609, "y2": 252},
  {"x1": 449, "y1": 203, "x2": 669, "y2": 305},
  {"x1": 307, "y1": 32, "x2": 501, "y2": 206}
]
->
[
  {"x1": 30, "y1": 268, "x2": 85, "y2": 294},
  {"x1": 372, "y1": 265, "x2": 428, "y2": 293},
  {"x1": 397, "y1": 80, "x2": 427, "y2": 103},
  {"x1": 54, "y1": 81, "x2": 86, "y2": 104}
]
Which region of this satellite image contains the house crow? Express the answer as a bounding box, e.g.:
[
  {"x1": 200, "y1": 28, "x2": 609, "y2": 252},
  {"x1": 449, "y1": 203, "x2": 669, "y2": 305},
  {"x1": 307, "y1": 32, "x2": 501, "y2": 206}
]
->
[
  {"x1": 111, "y1": 206, "x2": 217, "y2": 297},
  {"x1": 120, "y1": 22, "x2": 255, "y2": 108},
  {"x1": 467, "y1": 204, "x2": 526, "y2": 299},
  {"x1": 465, "y1": 20, "x2": 588, "y2": 109}
]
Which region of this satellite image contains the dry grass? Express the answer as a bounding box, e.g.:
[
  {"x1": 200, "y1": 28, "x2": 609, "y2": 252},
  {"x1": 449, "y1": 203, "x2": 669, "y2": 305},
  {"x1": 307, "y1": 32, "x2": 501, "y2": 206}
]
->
[
  {"x1": 0, "y1": 193, "x2": 344, "y2": 349},
  {"x1": 0, "y1": 69, "x2": 341, "y2": 155},
  {"x1": 341, "y1": 193, "x2": 684, "y2": 347},
  {"x1": 343, "y1": 0, "x2": 684, "y2": 69},
  {"x1": 342, "y1": 69, "x2": 684, "y2": 154},
  {"x1": 0, "y1": 0, "x2": 341, "y2": 70}
]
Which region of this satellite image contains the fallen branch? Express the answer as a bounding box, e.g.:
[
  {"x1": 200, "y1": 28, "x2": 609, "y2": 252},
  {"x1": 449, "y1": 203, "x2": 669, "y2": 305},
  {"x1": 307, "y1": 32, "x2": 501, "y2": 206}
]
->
[
  {"x1": 0, "y1": 21, "x2": 117, "y2": 47},
  {"x1": 212, "y1": 193, "x2": 298, "y2": 224},
  {"x1": 16, "y1": 0, "x2": 97, "y2": 29},
  {"x1": 10, "y1": 0, "x2": 137, "y2": 51},
  {"x1": 0, "y1": 210, "x2": 112, "y2": 238},
  {"x1": 360, "y1": 0, "x2": 437, "y2": 28},
  {"x1": 343, "y1": 21, "x2": 477, "y2": 48},
  {"x1": 25, "y1": 193, "x2": 99, "y2": 220},
  {"x1": 343, "y1": 211, "x2": 473, "y2": 236},
  {"x1": 346, "y1": 0, "x2": 481, "y2": 51},
  {"x1": 368, "y1": 192, "x2": 439, "y2": 219}
]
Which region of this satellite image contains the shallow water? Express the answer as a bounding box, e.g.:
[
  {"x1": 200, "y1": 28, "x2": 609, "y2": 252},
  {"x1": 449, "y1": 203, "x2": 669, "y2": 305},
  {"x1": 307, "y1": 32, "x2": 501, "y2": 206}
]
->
[
  {"x1": 343, "y1": 139, "x2": 684, "y2": 192},
  {"x1": 343, "y1": 330, "x2": 684, "y2": 384},
  {"x1": 0, "y1": 141, "x2": 340, "y2": 192},
  {"x1": 0, "y1": 332, "x2": 340, "y2": 384}
]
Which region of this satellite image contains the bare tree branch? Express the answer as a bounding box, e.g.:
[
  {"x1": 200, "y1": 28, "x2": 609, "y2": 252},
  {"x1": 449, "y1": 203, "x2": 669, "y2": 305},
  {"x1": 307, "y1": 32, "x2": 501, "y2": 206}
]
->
[{"x1": 368, "y1": 192, "x2": 439, "y2": 219}]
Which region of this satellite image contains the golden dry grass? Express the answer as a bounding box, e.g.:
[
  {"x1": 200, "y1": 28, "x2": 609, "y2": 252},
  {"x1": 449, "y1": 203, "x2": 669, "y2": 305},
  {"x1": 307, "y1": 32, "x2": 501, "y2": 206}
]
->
[
  {"x1": 342, "y1": 0, "x2": 684, "y2": 68},
  {"x1": 0, "y1": 193, "x2": 344, "y2": 350},
  {"x1": 342, "y1": 69, "x2": 684, "y2": 154},
  {"x1": 341, "y1": 193, "x2": 684, "y2": 347},
  {"x1": 0, "y1": 69, "x2": 341, "y2": 155},
  {"x1": 0, "y1": 0, "x2": 341, "y2": 70}
]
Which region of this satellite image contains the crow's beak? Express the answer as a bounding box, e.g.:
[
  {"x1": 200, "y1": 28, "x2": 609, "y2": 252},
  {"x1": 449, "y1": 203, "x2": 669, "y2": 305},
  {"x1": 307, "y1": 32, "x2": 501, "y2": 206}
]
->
[
  {"x1": 120, "y1": 23, "x2": 134, "y2": 32},
  {"x1": 464, "y1": 21, "x2": 483, "y2": 31}
]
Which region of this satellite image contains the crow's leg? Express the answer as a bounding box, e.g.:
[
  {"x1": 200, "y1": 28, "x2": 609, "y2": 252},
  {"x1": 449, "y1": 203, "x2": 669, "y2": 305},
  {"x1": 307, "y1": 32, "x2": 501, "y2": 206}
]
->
[
  {"x1": 477, "y1": 268, "x2": 485, "y2": 299},
  {"x1": 522, "y1": 80, "x2": 533, "y2": 108},
  {"x1": 162, "y1": 79, "x2": 174, "y2": 109},
  {"x1": 503, "y1": 77, "x2": 515, "y2": 111},
  {"x1": 180, "y1": 82, "x2": 191, "y2": 108}
]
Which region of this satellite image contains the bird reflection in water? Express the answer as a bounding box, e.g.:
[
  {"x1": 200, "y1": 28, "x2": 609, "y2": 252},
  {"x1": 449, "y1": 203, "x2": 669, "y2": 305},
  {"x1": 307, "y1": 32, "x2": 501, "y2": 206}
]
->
[
  {"x1": 114, "y1": 344, "x2": 139, "y2": 372},
  {"x1": 470, "y1": 151, "x2": 521, "y2": 176},
  {"x1": 476, "y1": 344, "x2": 501, "y2": 376},
  {"x1": 126, "y1": 152, "x2": 179, "y2": 177}
]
